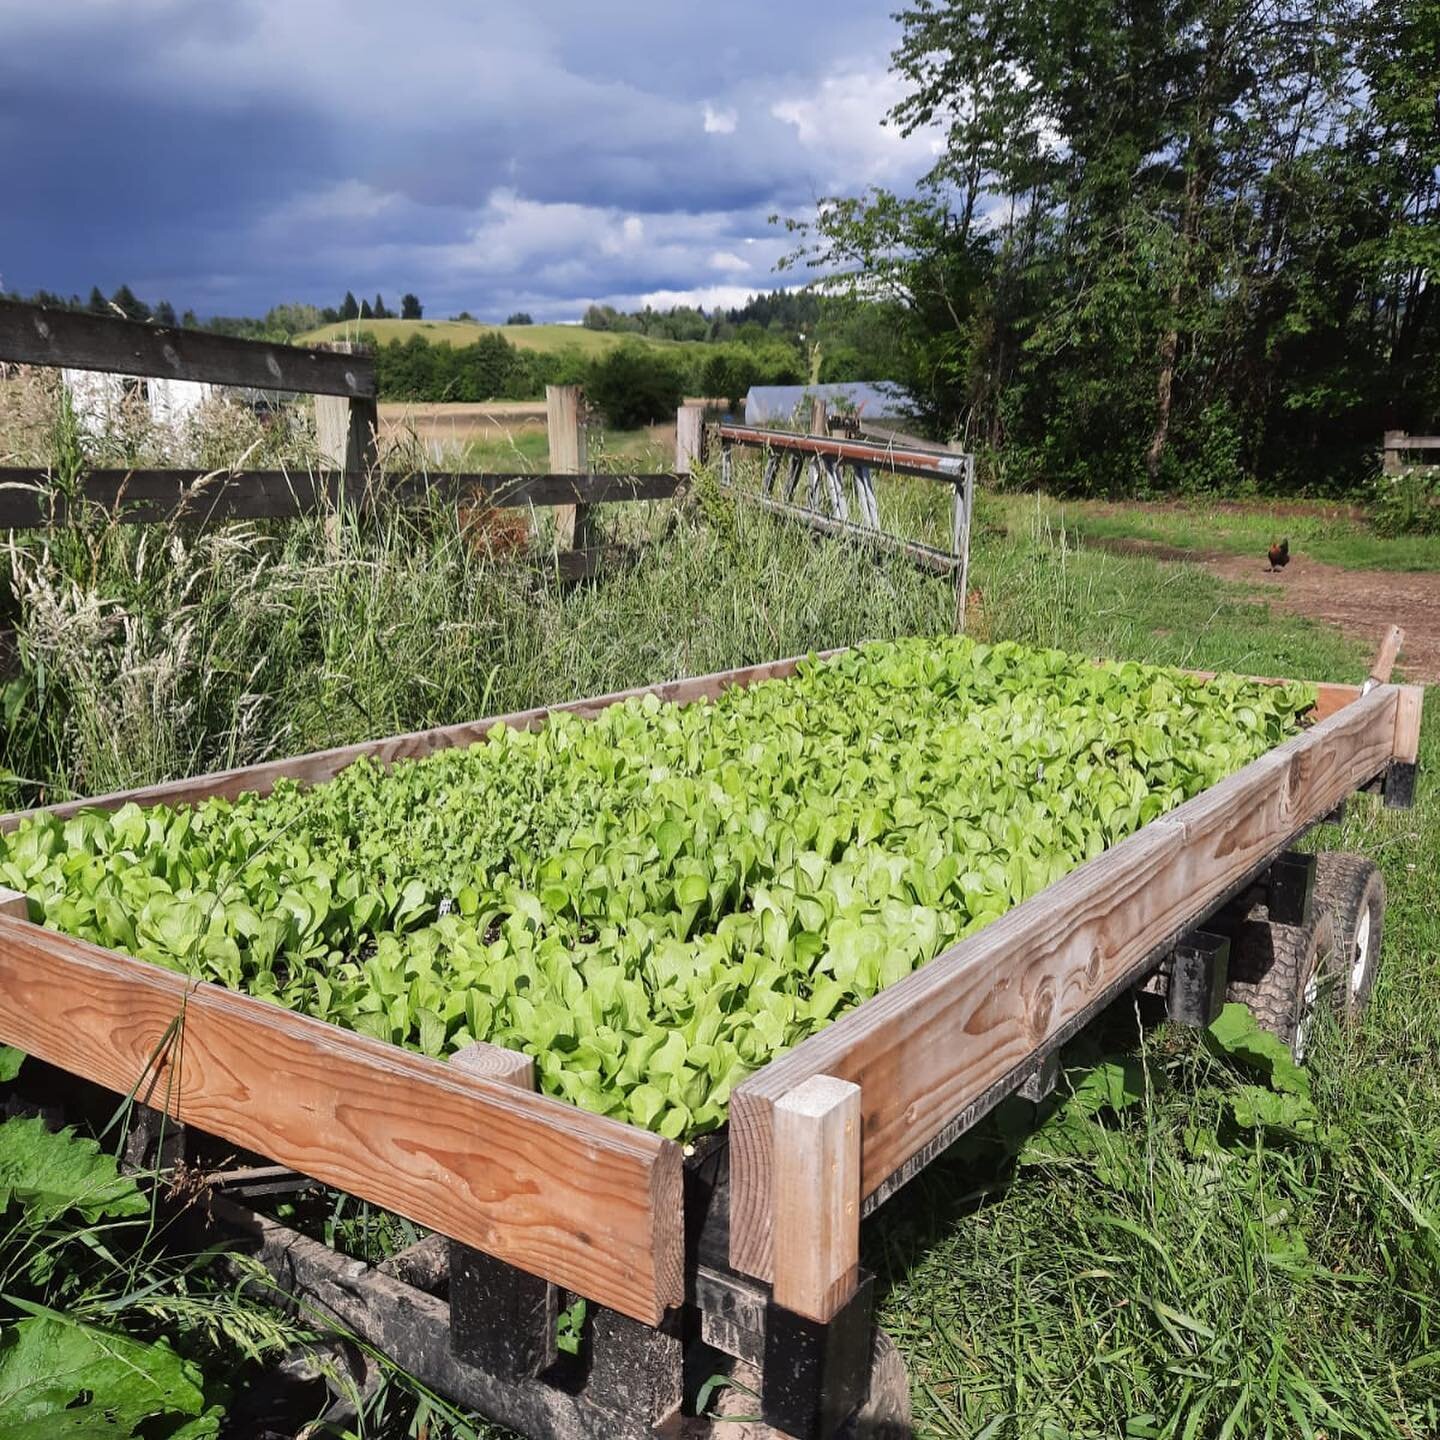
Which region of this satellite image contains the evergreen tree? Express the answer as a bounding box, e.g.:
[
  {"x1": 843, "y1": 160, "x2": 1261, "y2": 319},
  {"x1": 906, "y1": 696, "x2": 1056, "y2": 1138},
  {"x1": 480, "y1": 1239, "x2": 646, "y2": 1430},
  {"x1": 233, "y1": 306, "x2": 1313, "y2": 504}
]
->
[
  {"x1": 110, "y1": 285, "x2": 150, "y2": 322},
  {"x1": 401, "y1": 293, "x2": 423, "y2": 319},
  {"x1": 359, "y1": 298, "x2": 374, "y2": 320},
  {"x1": 153, "y1": 300, "x2": 177, "y2": 327},
  {"x1": 88, "y1": 286, "x2": 108, "y2": 314},
  {"x1": 339, "y1": 291, "x2": 360, "y2": 321}
]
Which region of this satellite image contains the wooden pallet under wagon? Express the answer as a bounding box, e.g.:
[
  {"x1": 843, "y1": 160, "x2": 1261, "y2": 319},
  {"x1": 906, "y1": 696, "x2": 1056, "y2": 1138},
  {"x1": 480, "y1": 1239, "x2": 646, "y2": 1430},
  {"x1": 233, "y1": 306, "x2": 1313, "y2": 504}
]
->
[{"x1": 0, "y1": 633, "x2": 1422, "y2": 1439}]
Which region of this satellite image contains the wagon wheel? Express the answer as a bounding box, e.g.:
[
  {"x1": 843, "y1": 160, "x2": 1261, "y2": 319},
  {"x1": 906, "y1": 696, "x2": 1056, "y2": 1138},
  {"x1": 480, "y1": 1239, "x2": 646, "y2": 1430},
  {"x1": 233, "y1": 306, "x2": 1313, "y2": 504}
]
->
[
  {"x1": 1313, "y1": 851, "x2": 1386, "y2": 1023},
  {"x1": 1225, "y1": 913, "x2": 1333, "y2": 1063}
]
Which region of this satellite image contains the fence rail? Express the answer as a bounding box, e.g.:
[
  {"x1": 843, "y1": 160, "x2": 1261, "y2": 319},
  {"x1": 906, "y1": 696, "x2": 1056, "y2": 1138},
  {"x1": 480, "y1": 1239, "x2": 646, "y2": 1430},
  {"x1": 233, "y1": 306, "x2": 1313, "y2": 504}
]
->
[
  {"x1": 0, "y1": 469, "x2": 683, "y2": 530},
  {"x1": 0, "y1": 300, "x2": 374, "y2": 398},
  {"x1": 1382, "y1": 429, "x2": 1440, "y2": 473}
]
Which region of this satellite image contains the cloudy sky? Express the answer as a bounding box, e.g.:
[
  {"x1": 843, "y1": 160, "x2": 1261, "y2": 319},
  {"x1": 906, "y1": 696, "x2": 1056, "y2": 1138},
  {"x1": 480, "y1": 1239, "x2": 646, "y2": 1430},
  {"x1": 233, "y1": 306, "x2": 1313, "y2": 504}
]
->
[{"x1": 0, "y1": 1, "x2": 939, "y2": 321}]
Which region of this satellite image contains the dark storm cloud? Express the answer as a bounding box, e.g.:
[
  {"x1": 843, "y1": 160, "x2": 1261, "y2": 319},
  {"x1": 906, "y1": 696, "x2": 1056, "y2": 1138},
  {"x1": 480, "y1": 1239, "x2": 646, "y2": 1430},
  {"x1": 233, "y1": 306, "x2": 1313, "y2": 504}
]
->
[{"x1": 0, "y1": 1, "x2": 937, "y2": 318}]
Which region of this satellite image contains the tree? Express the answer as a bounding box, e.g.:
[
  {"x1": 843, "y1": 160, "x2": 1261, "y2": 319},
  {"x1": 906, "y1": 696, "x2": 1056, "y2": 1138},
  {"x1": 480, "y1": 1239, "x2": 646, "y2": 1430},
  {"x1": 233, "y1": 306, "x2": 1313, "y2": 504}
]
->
[
  {"x1": 585, "y1": 344, "x2": 686, "y2": 428},
  {"x1": 152, "y1": 300, "x2": 177, "y2": 327},
  {"x1": 359, "y1": 298, "x2": 374, "y2": 320},
  {"x1": 401, "y1": 293, "x2": 423, "y2": 320},
  {"x1": 87, "y1": 286, "x2": 108, "y2": 314},
  {"x1": 373, "y1": 293, "x2": 389, "y2": 320},
  {"x1": 339, "y1": 291, "x2": 360, "y2": 321},
  {"x1": 506, "y1": 311, "x2": 534, "y2": 326},
  {"x1": 264, "y1": 303, "x2": 324, "y2": 337},
  {"x1": 110, "y1": 285, "x2": 150, "y2": 322},
  {"x1": 791, "y1": 0, "x2": 1440, "y2": 495}
]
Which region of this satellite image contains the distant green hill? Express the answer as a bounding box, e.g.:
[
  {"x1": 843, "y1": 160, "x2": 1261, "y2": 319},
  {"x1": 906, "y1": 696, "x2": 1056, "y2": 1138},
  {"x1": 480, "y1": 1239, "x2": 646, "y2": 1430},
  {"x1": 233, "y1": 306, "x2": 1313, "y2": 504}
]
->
[{"x1": 299, "y1": 318, "x2": 708, "y2": 360}]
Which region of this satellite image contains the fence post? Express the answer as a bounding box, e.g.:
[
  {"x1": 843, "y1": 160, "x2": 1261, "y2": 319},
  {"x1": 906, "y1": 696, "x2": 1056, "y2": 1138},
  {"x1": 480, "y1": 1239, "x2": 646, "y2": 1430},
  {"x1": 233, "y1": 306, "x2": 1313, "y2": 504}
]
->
[
  {"x1": 953, "y1": 446, "x2": 975, "y2": 634},
  {"x1": 315, "y1": 340, "x2": 379, "y2": 519},
  {"x1": 809, "y1": 396, "x2": 829, "y2": 437},
  {"x1": 547, "y1": 384, "x2": 589, "y2": 550},
  {"x1": 1382, "y1": 429, "x2": 1406, "y2": 476},
  {"x1": 675, "y1": 405, "x2": 707, "y2": 475},
  {"x1": 771, "y1": 1074, "x2": 861, "y2": 1322}
]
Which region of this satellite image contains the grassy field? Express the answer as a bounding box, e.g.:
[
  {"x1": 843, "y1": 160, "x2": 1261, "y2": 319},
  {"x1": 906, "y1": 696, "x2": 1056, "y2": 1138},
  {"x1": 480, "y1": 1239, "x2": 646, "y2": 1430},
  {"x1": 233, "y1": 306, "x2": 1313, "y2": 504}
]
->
[
  {"x1": 985, "y1": 491, "x2": 1440, "y2": 572},
  {"x1": 2, "y1": 383, "x2": 1438, "y2": 1436},
  {"x1": 300, "y1": 316, "x2": 709, "y2": 361}
]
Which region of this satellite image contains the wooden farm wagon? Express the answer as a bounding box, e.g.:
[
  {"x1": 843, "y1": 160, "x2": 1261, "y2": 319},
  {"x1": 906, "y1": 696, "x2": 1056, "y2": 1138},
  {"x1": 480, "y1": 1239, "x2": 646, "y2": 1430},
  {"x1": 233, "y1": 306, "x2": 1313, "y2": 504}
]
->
[{"x1": 0, "y1": 623, "x2": 1420, "y2": 1438}]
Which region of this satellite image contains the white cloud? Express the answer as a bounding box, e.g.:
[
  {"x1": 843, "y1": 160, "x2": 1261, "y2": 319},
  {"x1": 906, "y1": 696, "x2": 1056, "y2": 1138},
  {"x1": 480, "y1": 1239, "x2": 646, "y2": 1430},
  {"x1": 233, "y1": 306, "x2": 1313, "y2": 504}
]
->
[
  {"x1": 703, "y1": 102, "x2": 738, "y2": 135},
  {"x1": 257, "y1": 179, "x2": 403, "y2": 234},
  {"x1": 0, "y1": 3, "x2": 941, "y2": 317},
  {"x1": 771, "y1": 65, "x2": 943, "y2": 185},
  {"x1": 636, "y1": 284, "x2": 784, "y2": 311}
]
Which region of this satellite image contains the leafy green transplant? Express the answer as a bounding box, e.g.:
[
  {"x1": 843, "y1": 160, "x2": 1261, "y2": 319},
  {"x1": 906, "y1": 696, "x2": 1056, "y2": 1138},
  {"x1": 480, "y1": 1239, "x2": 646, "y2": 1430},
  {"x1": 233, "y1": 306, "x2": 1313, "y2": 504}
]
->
[{"x1": 0, "y1": 637, "x2": 1314, "y2": 1140}]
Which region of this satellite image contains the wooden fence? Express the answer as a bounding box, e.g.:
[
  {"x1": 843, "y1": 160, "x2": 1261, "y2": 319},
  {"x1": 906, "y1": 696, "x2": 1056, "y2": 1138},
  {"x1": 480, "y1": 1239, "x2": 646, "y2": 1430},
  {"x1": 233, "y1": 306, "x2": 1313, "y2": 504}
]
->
[
  {"x1": 1382, "y1": 430, "x2": 1440, "y2": 473},
  {"x1": 0, "y1": 300, "x2": 969, "y2": 596},
  {"x1": 0, "y1": 300, "x2": 684, "y2": 566}
]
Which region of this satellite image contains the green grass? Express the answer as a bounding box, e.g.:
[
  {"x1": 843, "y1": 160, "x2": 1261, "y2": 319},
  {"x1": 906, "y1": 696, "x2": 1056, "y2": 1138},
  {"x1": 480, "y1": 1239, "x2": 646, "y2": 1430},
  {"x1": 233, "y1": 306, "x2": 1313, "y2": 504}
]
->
[
  {"x1": 985, "y1": 490, "x2": 1440, "y2": 572},
  {"x1": 429, "y1": 425, "x2": 673, "y2": 474},
  {"x1": 3, "y1": 432, "x2": 1438, "y2": 1435},
  {"x1": 300, "y1": 316, "x2": 709, "y2": 362}
]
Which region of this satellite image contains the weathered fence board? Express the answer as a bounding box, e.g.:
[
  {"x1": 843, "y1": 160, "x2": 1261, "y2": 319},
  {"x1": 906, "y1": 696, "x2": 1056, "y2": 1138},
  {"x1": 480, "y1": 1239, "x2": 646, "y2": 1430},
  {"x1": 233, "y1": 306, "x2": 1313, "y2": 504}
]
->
[
  {"x1": 0, "y1": 469, "x2": 683, "y2": 529},
  {"x1": 0, "y1": 300, "x2": 375, "y2": 398}
]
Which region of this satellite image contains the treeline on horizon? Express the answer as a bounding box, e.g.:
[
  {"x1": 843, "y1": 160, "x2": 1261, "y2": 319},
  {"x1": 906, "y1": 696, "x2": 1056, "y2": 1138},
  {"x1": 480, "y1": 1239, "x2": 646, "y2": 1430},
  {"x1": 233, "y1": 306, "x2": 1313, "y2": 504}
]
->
[{"x1": 1, "y1": 283, "x2": 905, "y2": 418}]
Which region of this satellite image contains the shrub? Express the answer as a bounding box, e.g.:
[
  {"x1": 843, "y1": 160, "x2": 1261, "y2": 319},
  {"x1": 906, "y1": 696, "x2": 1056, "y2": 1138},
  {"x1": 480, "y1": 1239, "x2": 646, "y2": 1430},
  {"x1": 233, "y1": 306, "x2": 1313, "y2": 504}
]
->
[
  {"x1": 1370, "y1": 467, "x2": 1440, "y2": 536},
  {"x1": 585, "y1": 343, "x2": 686, "y2": 428}
]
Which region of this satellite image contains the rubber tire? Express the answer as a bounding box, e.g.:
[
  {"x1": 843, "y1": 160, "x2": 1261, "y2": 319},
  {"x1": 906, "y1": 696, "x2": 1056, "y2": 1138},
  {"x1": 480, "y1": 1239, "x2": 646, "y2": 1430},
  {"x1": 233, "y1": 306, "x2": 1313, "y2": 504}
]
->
[
  {"x1": 1225, "y1": 914, "x2": 1331, "y2": 1062},
  {"x1": 1313, "y1": 851, "x2": 1385, "y2": 1022}
]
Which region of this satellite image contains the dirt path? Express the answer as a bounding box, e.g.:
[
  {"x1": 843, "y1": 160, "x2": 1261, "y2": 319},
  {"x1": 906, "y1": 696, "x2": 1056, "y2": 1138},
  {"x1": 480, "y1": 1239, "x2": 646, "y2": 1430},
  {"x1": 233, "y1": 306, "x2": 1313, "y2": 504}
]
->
[{"x1": 1088, "y1": 537, "x2": 1440, "y2": 681}]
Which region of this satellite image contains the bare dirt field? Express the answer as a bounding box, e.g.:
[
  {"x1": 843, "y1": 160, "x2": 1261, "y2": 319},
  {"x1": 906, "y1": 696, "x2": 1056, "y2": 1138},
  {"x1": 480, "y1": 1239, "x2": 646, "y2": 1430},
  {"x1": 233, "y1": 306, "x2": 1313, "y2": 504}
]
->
[
  {"x1": 378, "y1": 401, "x2": 547, "y2": 447},
  {"x1": 1090, "y1": 536, "x2": 1440, "y2": 681}
]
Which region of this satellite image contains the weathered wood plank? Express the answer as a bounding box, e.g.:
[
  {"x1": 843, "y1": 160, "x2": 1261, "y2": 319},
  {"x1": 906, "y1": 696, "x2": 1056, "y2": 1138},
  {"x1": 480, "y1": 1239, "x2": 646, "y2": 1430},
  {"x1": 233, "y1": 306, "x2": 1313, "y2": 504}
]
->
[
  {"x1": 0, "y1": 300, "x2": 375, "y2": 398},
  {"x1": 0, "y1": 916, "x2": 682, "y2": 1322},
  {"x1": 0, "y1": 887, "x2": 26, "y2": 919},
  {"x1": 1369, "y1": 624, "x2": 1404, "y2": 686},
  {"x1": 0, "y1": 649, "x2": 838, "y2": 829},
  {"x1": 728, "y1": 684, "x2": 1404, "y2": 1281},
  {"x1": 675, "y1": 405, "x2": 706, "y2": 475},
  {"x1": 1383, "y1": 434, "x2": 1440, "y2": 451},
  {"x1": 1396, "y1": 684, "x2": 1424, "y2": 764},
  {"x1": 547, "y1": 385, "x2": 589, "y2": 550},
  {"x1": 771, "y1": 1076, "x2": 861, "y2": 1323},
  {"x1": 0, "y1": 469, "x2": 683, "y2": 529}
]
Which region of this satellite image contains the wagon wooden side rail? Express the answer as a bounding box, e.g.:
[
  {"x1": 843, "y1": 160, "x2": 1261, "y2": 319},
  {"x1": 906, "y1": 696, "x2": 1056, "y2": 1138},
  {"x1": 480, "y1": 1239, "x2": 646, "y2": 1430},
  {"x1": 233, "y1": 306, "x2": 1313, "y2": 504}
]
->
[
  {"x1": 726, "y1": 678, "x2": 1417, "y2": 1303},
  {"x1": 0, "y1": 633, "x2": 1421, "y2": 1439}
]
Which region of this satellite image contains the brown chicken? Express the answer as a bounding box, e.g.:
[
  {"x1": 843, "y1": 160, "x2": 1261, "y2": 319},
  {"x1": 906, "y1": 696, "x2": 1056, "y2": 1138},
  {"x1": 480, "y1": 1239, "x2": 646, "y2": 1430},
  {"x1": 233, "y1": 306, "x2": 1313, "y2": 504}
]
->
[{"x1": 1267, "y1": 537, "x2": 1290, "y2": 572}]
